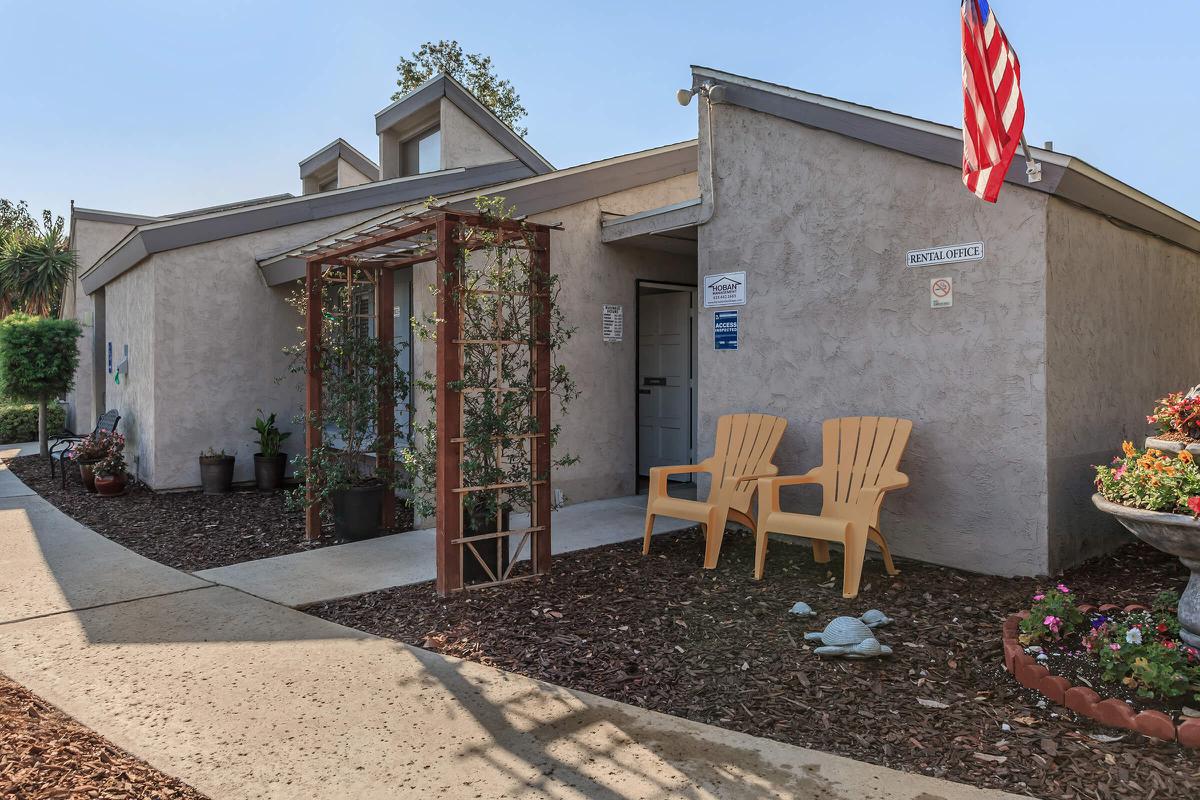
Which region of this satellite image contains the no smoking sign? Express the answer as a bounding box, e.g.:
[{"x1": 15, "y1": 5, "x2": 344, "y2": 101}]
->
[{"x1": 930, "y1": 277, "x2": 953, "y2": 308}]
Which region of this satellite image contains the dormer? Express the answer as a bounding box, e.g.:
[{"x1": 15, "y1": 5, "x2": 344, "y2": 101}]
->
[
  {"x1": 375, "y1": 73, "x2": 553, "y2": 180},
  {"x1": 299, "y1": 138, "x2": 381, "y2": 195}
]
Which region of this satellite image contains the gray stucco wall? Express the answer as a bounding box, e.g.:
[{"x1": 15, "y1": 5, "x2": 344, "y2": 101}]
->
[
  {"x1": 103, "y1": 262, "x2": 156, "y2": 481},
  {"x1": 698, "y1": 101, "x2": 1051, "y2": 576},
  {"x1": 1044, "y1": 197, "x2": 1200, "y2": 570},
  {"x1": 66, "y1": 219, "x2": 136, "y2": 433}
]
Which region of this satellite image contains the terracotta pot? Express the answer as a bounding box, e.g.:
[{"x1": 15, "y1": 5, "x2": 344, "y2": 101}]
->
[
  {"x1": 94, "y1": 472, "x2": 127, "y2": 496},
  {"x1": 253, "y1": 453, "x2": 287, "y2": 492},
  {"x1": 77, "y1": 458, "x2": 101, "y2": 493},
  {"x1": 199, "y1": 455, "x2": 235, "y2": 494},
  {"x1": 1093, "y1": 493, "x2": 1200, "y2": 647}
]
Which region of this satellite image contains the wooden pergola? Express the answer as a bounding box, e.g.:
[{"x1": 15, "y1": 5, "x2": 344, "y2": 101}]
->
[{"x1": 285, "y1": 208, "x2": 558, "y2": 595}]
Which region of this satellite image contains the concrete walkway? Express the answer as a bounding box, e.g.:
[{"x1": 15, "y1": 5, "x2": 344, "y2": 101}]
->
[
  {"x1": 196, "y1": 495, "x2": 692, "y2": 606},
  {"x1": 0, "y1": 457, "x2": 1023, "y2": 799}
]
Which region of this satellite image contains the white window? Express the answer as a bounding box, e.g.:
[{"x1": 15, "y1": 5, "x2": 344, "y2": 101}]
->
[{"x1": 401, "y1": 127, "x2": 441, "y2": 177}]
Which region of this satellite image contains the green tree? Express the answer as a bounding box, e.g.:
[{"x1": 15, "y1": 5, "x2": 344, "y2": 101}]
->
[
  {"x1": 0, "y1": 199, "x2": 38, "y2": 237},
  {"x1": 0, "y1": 313, "x2": 81, "y2": 455},
  {"x1": 0, "y1": 212, "x2": 75, "y2": 318},
  {"x1": 394, "y1": 41, "x2": 528, "y2": 136}
]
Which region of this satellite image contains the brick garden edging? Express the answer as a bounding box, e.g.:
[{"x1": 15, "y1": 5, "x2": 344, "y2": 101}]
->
[{"x1": 1003, "y1": 604, "x2": 1200, "y2": 747}]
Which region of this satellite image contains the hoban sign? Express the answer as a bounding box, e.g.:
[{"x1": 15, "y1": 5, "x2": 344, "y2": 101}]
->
[{"x1": 906, "y1": 241, "x2": 985, "y2": 268}]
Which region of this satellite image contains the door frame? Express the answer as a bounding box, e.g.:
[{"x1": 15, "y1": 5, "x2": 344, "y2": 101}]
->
[{"x1": 634, "y1": 279, "x2": 697, "y2": 494}]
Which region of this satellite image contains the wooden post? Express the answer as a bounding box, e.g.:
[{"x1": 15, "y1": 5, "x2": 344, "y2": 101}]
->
[
  {"x1": 376, "y1": 267, "x2": 396, "y2": 529},
  {"x1": 531, "y1": 227, "x2": 553, "y2": 574},
  {"x1": 304, "y1": 260, "x2": 323, "y2": 541},
  {"x1": 435, "y1": 217, "x2": 463, "y2": 596}
]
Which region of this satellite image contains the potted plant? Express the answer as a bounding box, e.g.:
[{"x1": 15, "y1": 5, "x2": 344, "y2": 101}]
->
[
  {"x1": 68, "y1": 430, "x2": 123, "y2": 493},
  {"x1": 285, "y1": 271, "x2": 410, "y2": 542},
  {"x1": 404, "y1": 197, "x2": 579, "y2": 584},
  {"x1": 199, "y1": 447, "x2": 235, "y2": 494},
  {"x1": 1145, "y1": 386, "x2": 1200, "y2": 456},
  {"x1": 251, "y1": 410, "x2": 290, "y2": 491},
  {"x1": 93, "y1": 449, "x2": 128, "y2": 496},
  {"x1": 1093, "y1": 441, "x2": 1200, "y2": 648}
]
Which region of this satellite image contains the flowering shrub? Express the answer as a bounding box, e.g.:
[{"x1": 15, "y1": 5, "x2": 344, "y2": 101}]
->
[
  {"x1": 1147, "y1": 389, "x2": 1200, "y2": 439},
  {"x1": 68, "y1": 430, "x2": 124, "y2": 462},
  {"x1": 1095, "y1": 442, "x2": 1200, "y2": 515},
  {"x1": 1019, "y1": 584, "x2": 1085, "y2": 643},
  {"x1": 1084, "y1": 607, "x2": 1200, "y2": 700}
]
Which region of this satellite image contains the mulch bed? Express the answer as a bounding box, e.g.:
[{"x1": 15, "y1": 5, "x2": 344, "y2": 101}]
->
[
  {"x1": 0, "y1": 672, "x2": 208, "y2": 799},
  {"x1": 308, "y1": 528, "x2": 1200, "y2": 800},
  {"x1": 4, "y1": 454, "x2": 413, "y2": 572}
]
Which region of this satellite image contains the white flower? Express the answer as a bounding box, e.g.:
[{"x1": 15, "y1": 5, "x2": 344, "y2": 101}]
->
[{"x1": 1125, "y1": 627, "x2": 1143, "y2": 645}]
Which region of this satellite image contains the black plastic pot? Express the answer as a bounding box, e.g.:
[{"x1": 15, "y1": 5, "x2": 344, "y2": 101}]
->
[
  {"x1": 462, "y1": 507, "x2": 511, "y2": 586},
  {"x1": 253, "y1": 453, "x2": 287, "y2": 492},
  {"x1": 199, "y1": 455, "x2": 235, "y2": 494},
  {"x1": 332, "y1": 483, "x2": 384, "y2": 541}
]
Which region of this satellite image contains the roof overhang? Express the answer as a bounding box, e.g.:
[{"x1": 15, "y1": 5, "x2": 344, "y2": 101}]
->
[
  {"x1": 601, "y1": 198, "x2": 700, "y2": 255},
  {"x1": 693, "y1": 66, "x2": 1200, "y2": 254},
  {"x1": 299, "y1": 138, "x2": 380, "y2": 181},
  {"x1": 258, "y1": 140, "x2": 699, "y2": 285},
  {"x1": 374, "y1": 73, "x2": 554, "y2": 176},
  {"x1": 80, "y1": 160, "x2": 535, "y2": 294}
]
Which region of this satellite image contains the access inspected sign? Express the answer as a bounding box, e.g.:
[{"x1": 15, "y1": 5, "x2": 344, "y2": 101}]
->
[
  {"x1": 906, "y1": 241, "x2": 984, "y2": 268},
  {"x1": 703, "y1": 271, "x2": 746, "y2": 307},
  {"x1": 714, "y1": 309, "x2": 739, "y2": 350}
]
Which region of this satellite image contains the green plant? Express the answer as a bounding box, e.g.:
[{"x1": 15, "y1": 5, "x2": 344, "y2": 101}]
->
[
  {"x1": 1019, "y1": 584, "x2": 1086, "y2": 643},
  {"x1": 1086, "y1": 609, "x2": 1200, "y2": 700},
  {"x1": 69, "y1": 430, "x2": 124, "y2": 462},
  {"x1": 200, "y1": 447, "x2": 231, "y2": 459},
  {"x1": 284, "y1": 269, "x2": 410, "y2": 520},
  {"x1": 0, "y1": 313, "x2": 81, "y2": 456},
  {"x1": 404, "y1": 196, "x2": 578, "y2": 531},
  {"x1": 0, "y1": 211, "x2": 75, "y2": 318},
  {"x1": 0, "y1": 401, "x2": 64, "y2": 444},
  {"x1": 94, "y1": 449, "x2": 127, "y2": 478},
  {"x1": 393, "y1": 41, "x2": 528, "y2": 135},
  {"x1": 1095, "y1": 442, "x2": 1200, "y2": 515},
  {"x1": 251, "y1": 410, "x2": 290, "y2": 457},
  {"x1": 1147, "y1": 389, "x2": 1200, "y2": 439}
]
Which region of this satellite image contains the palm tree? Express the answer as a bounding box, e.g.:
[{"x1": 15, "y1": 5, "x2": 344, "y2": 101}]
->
[{"x1": 0, "y1": 215, "x2": 75, "y2": 318}]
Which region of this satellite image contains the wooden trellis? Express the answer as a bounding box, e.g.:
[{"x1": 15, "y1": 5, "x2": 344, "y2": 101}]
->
[{"x1": 282, "y1": 209, "x2": 557, "y2": 595}]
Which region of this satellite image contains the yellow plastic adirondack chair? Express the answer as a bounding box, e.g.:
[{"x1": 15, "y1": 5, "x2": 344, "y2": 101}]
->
[
  {"x1": 753, "y1": 416, "x2": 912, "y2": 598},
  {"x1": 643, "y1": 413, "x2": 788, "y2": 569}
]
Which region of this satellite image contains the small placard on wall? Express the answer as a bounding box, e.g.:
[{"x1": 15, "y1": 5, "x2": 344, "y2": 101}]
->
[
  {"x1": 930, "y1": 277, "x2": 953, "y2": 308},
  {"x1": 714, "y1": 309, "x2": 739, "y2": 350},
  {"x1": 602, "y1": 304, "x2": 623, "y2": 342}
]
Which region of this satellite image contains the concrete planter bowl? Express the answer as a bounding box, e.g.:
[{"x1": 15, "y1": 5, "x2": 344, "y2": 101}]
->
[
  {"x1": 1145, "y1": 436, "x2": 1200, "y2": 458},
  {"x1": 1092, "y1": 493, "x2": 1200, "y2": 648}
]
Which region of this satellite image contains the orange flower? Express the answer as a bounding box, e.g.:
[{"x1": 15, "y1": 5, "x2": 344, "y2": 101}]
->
[
  {"x1": 1122, "y1": 441, "x2": 1137, "y2": 458},
  {"x1": 1180, "y1": 450, "x2": 1194, "y2": 464}
]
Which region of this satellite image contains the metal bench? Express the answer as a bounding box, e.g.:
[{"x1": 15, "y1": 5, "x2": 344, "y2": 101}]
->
[{"x1": 49, "y1": 409, "x2": 121, "y2": 488}]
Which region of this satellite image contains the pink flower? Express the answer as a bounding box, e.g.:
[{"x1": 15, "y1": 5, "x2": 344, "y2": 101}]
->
[
  {"x1": 1114, "y1": 465, "x2": 1127, "y2": 479},
  {"x1": 1057, "y1": 583, "x2": 1070, "y2": 594},
  {"x1": 1043, "y1": 615, "x2": 1062, "y2": 634},
  {"x1": 1109, "y1": 643, "x2": 1121, "y2": 651},
  {"x1": 1189, "y1": 496, "x2": 1200, "y2": 516},
  {"x1": 1033, "y1": 593, "x2": 1045, "y2": 601}
]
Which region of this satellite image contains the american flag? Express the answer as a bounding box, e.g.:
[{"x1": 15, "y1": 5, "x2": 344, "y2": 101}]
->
[{"x1": 961, "y1": 0, "x2": 1026, "y2": 202}]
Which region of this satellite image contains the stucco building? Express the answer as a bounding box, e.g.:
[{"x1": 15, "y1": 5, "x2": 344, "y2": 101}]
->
[{"x1": 64, "y1": 67, "x2": 1200, "y2": 577}]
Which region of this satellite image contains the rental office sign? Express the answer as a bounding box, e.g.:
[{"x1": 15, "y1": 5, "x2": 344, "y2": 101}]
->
[{"x1": 906, "y1": 241, "x2": 984, "y2": 268}]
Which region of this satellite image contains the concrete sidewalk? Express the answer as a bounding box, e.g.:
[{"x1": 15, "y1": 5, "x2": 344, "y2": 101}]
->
[
  {"x1": 195, "y1": 494, "x2": 692, "y2": 606},
  {"x1": 0, "y1": 459, "x2": 1023, "y2": 800}
]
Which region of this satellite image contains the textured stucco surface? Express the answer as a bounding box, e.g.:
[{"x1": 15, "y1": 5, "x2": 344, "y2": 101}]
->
[
  {"x1": 1044, "y1": 197, "x2": 1200, "y2": 570},
  {"x1": 439, "y1": 96, "x2": 516, "y2": 170},
  {"x1": 698, "y1": 102, "x2": 1051, "y2": 576},
  {"x1": 103, "y1": 262, "x2": 157, "y2": 482},
  {"x1": 66, "y1": 218, "x2": 135, "y2": 432}
]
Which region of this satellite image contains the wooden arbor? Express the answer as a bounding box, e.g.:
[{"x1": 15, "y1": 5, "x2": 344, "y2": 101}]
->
[{"x1": 288, "y1": 209, "x2": 557, "y2": 595}]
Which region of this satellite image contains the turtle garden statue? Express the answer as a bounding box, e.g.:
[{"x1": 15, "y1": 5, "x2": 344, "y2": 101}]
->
[
  {"x1": 789, "y1": 601, "x2": 816, "y2": 618},
  {"x1": 805, "y1": 616, "x2": 893, "y2": 658},
  {"x1": 859, "y1": 609, "x2": 893, "y2": 629}
]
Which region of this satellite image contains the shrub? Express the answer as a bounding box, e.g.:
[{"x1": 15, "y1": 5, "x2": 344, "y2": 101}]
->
[
  {"x1": 1095, "y1": 442, "x2": 1200, "y2": 514},
  {"x1": 1147, "y1": 389, "x2": 1200, "y2": 439},
  {"x1": 0, "y1": 313, "x2": 81, "y2": 455},
  {"x1": 0, "y1": 401, "x2": 64, "y2": 444}
]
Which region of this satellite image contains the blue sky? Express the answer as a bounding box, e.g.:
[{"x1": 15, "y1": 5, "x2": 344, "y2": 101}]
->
[{"x1": 3, "y1": 1, "x2": 1197, "y2": 223}]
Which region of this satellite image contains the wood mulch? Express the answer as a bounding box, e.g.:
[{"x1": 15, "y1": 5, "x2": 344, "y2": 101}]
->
[
  {"x1": 0, "y1": 672, "x2": 208, "y2": 799},
  {"x1": 308, "y1": 528, "x2": 1200, "y2": 800},
  {"x1": 4, "y1": 454, "x2": 413, "y2": 572}
]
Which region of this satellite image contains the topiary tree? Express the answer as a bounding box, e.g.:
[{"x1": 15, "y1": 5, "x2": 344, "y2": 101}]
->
[{"x1": 0, "y1": 313, "x2": 81, "y2": 455}]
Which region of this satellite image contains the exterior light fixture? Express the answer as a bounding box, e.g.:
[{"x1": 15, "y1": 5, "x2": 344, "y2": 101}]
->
[{"x1": 676, "y1": 82, "x2": 727, "y2": 107}]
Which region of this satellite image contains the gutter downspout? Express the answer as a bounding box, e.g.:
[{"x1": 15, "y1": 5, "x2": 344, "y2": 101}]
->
[{"x1": 694, "y1": 81, "x2": 727, "y2": 227}]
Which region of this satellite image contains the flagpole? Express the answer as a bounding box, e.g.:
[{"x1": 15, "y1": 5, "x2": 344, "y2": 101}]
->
[{"x1": 1019, "y1": 133, "x2": 1042, "y2": 184}]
